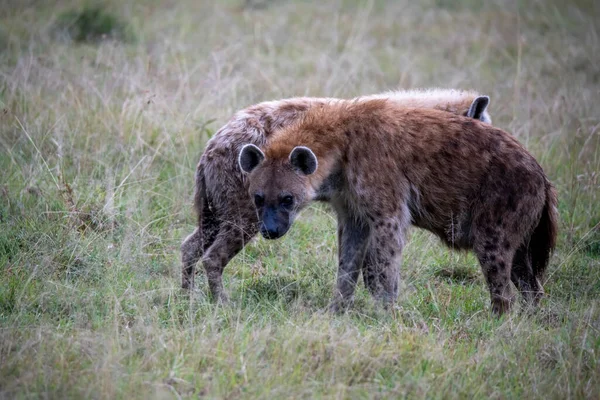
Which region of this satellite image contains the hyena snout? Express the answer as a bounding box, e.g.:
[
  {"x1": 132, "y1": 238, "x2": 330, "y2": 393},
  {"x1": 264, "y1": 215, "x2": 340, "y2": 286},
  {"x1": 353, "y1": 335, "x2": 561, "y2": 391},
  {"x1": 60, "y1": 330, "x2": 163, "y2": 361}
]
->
[{"x1": 259, "y1": 206, "x2": 291, "y2": 239}]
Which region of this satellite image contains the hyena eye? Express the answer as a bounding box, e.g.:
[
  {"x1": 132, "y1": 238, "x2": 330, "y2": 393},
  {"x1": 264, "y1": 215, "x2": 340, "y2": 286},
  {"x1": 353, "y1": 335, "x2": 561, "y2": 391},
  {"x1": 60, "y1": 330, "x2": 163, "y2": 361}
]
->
[
  {"x1": 280, "y1": 195, "x2": 294, "y2": 207},
  {"x1": 254, "y1": 193, "x2": 265, "y2": 207}
]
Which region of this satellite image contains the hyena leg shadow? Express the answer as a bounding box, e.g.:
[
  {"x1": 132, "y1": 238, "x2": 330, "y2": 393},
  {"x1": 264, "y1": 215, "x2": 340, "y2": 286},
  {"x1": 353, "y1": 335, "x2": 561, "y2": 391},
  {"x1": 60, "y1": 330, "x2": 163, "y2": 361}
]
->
[
  {"x1": 511, "y1": 243, "x2": 544, "y2": 307},
  {"x1": 362, "y1": 219, "x2": 405, "y2": 308},
  {"x1": 331, "y1": 215, "x2": 370, "y2": 312}
]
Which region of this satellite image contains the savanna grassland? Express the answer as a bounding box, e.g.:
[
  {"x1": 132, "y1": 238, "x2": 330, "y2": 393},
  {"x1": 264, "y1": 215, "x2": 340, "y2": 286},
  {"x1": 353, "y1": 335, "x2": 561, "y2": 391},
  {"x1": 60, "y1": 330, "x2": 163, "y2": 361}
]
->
[{"x1": 1, "y1": 0, "x2": 599, "y2": 398}]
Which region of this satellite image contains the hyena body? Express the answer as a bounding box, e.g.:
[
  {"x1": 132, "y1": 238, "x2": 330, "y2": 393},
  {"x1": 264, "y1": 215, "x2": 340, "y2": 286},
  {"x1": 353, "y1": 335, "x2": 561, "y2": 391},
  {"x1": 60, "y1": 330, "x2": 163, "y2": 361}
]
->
[
  {"x1": 238, "y1": 99, "x2": 557, "y2": 314},
  {"x1": 181, "y1": 89, "x2": 492, "y2": 302}
]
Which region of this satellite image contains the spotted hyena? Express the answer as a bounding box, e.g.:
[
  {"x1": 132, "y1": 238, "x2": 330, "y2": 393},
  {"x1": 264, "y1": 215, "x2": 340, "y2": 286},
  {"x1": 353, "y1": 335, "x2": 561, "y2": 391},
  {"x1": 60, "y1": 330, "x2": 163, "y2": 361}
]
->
[
  {"x1": 238, "y1": 99, "x2": 557, "y2": 315},
  {"x1": 181, "y1": 89, "x2": 492, "y2": 303}
]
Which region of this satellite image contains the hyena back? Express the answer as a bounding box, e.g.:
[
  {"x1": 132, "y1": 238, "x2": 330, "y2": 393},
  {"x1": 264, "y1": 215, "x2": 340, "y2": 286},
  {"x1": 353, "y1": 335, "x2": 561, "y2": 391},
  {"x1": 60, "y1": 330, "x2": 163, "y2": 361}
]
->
[
  {"x1": 238, "y1": 100, "x2": 557, "y2": 314},
  {"x1": 181, "y1": 89, "x2": 492, "y2": 303}
]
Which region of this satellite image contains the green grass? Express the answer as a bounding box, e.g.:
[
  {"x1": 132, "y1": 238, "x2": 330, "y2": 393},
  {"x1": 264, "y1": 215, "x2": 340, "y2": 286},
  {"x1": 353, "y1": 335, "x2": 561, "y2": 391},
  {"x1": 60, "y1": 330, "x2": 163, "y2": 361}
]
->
[
  {"x1": 1, "y1": 0, "x2": 599, "y2": 398},
  {"x1": 54, "y1": 5, "x2": 135, "y2": 43}
]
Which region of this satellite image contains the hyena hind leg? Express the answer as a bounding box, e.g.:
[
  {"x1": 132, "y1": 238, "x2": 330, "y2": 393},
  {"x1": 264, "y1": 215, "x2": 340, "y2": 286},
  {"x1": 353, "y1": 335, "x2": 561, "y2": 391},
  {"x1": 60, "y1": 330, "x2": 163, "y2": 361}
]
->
[
  {"x1": 181, "y1": 211, "x2": 222, "y2": 290},
  {"x1": 181, "y1": 228, "x2": 203, "y2": 290},
  {"x1": 511, "y1": 243, "x2": 544, "y2": 307},
  {"x1": 474, "y1": 240, "x2": 516, "y2": 316},
  {"x1": 201, "y1": 224, "x2": 256, "y2": 303}
]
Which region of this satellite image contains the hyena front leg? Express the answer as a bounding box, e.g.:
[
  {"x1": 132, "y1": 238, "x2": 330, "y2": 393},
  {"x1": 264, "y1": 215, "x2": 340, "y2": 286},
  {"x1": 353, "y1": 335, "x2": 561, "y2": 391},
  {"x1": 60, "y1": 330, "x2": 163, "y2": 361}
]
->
[
  {"x1": 330, "y1": 216, "x2": 370, "y2": 312},
  {"x1": 362, "y1": 248, "x2": 400, "y2": 307},
  {"x1": 362, "y1": 218, "x2": 406, "y2": 307}
]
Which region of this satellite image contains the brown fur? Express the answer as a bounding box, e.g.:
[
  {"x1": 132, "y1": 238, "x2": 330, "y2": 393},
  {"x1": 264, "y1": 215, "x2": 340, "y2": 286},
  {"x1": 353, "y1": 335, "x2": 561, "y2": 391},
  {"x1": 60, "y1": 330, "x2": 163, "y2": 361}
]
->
[
  {"x1": 181, "y1": 90, "x2": 492, "y2": 303},
  {"x1": 242, "y1": 100, "x2": 557, "y2": 314}
]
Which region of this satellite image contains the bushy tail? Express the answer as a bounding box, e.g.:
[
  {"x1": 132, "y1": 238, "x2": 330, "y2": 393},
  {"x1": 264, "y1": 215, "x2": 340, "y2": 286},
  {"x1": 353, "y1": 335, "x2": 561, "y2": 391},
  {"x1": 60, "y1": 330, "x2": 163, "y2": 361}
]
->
[{"x1": 530, "y1": 182, "x2": 559, "y2": 281}]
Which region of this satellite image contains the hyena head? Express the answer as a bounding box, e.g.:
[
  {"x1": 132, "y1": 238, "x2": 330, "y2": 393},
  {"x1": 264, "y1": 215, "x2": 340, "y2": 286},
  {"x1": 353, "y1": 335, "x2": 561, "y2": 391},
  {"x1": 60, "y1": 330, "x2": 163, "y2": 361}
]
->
[
  {"x1": 239, "y1": 144, "x2": 317, "y2": 239},
  {"x1": 465, "y1": 95, "x2": 492, "y2": 124}
]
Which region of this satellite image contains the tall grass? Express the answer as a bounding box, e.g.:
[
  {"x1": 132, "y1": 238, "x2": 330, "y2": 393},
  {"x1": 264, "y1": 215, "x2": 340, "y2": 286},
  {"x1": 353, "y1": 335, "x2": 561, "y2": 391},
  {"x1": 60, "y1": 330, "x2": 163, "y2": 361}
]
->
[{"x1": 1, "y1": 0, "x2": 599, "y2": 398}]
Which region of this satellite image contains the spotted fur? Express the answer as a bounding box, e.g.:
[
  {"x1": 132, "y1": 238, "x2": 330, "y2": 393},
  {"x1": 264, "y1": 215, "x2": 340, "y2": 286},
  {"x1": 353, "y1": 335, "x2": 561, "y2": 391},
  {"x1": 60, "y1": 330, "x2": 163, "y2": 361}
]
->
[{"x1": 241, "y1": 99, "x2": 557, "y2": 315}]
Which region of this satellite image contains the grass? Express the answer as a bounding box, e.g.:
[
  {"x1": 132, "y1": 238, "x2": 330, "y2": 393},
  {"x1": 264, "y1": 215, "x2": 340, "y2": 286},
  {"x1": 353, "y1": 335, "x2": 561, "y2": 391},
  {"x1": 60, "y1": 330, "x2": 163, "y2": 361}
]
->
[
  {"x1": 54, "y1": 5, "x2": 135, "y2": 43},
  {"x1": 1, "y1": 0, "x2": 599, "y2": 398}
]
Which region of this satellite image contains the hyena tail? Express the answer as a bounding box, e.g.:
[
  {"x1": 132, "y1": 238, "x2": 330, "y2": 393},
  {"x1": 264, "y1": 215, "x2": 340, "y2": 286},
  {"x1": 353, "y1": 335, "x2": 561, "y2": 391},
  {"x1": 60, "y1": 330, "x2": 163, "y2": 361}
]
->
[
  {"x1": 194, "y1": 163, "x2": 208, "y2": 228},
  {"x1": 530, "y1": 182, "x2": 559, "y2": 281},
  {"x1": 194, "y1": 163, "x2": 220, "y2": 248}
]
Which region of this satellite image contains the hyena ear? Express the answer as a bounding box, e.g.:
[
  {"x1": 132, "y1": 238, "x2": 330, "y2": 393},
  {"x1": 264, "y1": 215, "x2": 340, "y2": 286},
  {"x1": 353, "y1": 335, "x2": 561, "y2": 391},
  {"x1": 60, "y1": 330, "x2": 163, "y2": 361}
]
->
[
  {"x1": 467, "y1": 96, "x2": 491, "y2": 123},
  {"x1": 239, "y1": 144, "x2": 265, "y2": 173},
  {"x1": 289, "y1": 146, "x2": 318, "y2": 175}
]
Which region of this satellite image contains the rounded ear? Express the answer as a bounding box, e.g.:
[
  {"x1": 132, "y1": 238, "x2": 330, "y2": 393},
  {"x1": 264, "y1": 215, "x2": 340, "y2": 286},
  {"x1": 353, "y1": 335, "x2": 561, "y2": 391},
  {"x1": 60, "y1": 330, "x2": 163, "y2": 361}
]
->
[
  {"x1": 238, "y1": 144, "x2": 265, "y2": 174},
  {"x1": 467, "y1": 95, "x2": 490, "y2": 121},
  {"x1": 289, "y1": 146, "x2": 318, "y2": 175}
]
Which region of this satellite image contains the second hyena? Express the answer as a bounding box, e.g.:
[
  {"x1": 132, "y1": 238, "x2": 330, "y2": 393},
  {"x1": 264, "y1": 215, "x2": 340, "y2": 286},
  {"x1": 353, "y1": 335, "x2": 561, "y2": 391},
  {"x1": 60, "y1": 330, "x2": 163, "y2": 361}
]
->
[
  {"x1": 181, "y1": 89, "x2": 492, "y2": 302},
  {"x1": 238, "y1": 99, "x2": 557, "y2": 315}
]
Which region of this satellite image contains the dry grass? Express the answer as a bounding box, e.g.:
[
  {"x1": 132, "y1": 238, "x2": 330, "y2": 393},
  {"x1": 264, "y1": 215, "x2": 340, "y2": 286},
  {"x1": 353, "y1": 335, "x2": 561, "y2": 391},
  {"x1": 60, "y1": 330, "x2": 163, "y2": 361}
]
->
[{"x1": 1, "y1": 0, "x2": 599, "y2": 398}]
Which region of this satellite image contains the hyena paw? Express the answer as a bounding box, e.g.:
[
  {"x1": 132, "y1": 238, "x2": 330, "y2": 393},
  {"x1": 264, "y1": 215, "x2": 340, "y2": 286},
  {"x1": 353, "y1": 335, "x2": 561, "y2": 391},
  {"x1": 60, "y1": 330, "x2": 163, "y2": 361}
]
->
[
  {"x1": 491, "y1": 297, "x2": 512, "y2": 316},
  {"x1": 329, "y1": 297, "x2": 352, "y2": 314},
  {"x1": 181, "y1": 277, "x2": 193, "y2": 290},
  {"x1": 214, "y1": 292, "x2": 230, "y2": 305}
]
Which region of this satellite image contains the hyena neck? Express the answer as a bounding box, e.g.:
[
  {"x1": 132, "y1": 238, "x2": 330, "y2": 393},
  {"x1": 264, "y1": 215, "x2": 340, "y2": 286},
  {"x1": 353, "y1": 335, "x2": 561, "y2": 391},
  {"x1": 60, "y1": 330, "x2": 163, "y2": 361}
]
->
[
  {"x1": 303, "y1": 151, "x2": 343, "y2": 198},
  {"x1": 265, "y1": 100, "x2": 392, "y2": 197},
  {"x1": 314, "y1": 166, "x2": 343, "y2": 202}
]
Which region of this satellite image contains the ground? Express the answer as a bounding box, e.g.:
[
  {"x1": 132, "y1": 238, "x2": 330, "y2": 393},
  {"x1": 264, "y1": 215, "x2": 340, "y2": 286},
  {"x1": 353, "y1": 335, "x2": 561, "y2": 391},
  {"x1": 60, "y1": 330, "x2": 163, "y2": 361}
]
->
[{"x1": 0, "y1": 0, "x2": 599, "y2": 398}]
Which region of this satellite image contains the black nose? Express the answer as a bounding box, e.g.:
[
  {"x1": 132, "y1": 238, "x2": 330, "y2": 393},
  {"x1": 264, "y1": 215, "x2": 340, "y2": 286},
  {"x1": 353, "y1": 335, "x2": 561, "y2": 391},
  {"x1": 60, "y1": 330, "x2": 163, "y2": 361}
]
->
[{"x1": 261, "y1": 227, "x2": 281, "y2": 240}]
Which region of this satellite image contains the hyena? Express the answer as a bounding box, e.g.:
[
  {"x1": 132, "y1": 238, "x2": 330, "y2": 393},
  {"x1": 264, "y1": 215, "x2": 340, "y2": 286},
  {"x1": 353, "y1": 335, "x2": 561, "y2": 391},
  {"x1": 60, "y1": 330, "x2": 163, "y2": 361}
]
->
[
  {"x1": 181, "y1": 89, "x2": 492, "y2": 303},
  {"x1": 238, "y1": 99, "x2": 557, "y2": 315}
]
